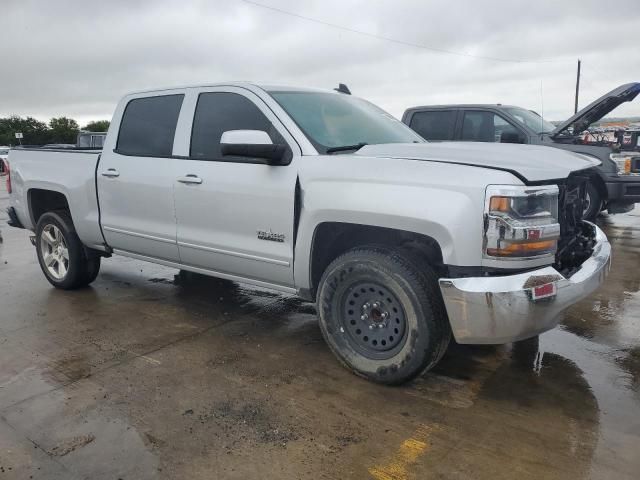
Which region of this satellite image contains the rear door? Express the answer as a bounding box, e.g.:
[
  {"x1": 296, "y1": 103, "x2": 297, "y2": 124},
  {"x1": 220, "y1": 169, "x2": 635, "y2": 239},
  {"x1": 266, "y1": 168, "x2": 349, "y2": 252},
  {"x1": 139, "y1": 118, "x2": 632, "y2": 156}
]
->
[
  {"x1": 97, "y1": 92, "x2": 184, "y2": 261},
  {"x1": 172, "y1": 87, "x2": 299, "y2": 288}
]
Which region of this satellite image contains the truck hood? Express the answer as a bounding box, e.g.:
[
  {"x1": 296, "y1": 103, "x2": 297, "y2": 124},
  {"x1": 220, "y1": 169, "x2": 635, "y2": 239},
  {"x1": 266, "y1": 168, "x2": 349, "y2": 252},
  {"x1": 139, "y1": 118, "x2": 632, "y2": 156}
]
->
[
  {"x1": 551, "y1": 82, "x2": 640, "y2": 138},
  {"x1": 355, "y1": 142, "x2": 599, "y2": 183}
]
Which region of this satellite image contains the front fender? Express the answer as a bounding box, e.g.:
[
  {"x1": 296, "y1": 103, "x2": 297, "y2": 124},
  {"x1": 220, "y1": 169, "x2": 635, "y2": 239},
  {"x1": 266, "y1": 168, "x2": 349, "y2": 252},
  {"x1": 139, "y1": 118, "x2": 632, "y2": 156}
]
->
[{"x1": 293, "y1": 178, "x2": 485, "y2": 291}]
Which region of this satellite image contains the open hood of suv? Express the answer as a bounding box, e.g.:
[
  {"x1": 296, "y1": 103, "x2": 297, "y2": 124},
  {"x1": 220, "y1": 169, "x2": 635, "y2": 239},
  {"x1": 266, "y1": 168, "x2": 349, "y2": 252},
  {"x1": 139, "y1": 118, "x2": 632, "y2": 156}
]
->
[
  {"x1": 356, "y1": 142, "x2": 599, "y2": 183},
  {"x1": 551, "y1": 82, "x2": 640, "y2": 138}
]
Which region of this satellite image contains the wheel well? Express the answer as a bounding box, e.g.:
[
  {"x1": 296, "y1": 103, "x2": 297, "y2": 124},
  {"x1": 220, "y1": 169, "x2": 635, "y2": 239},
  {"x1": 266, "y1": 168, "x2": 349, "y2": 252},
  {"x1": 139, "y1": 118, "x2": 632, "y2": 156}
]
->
[
  {"x1": 309, "y1": 222, "x2": 444, "y2": 300},
  {"x1": 588, "y1": 174, "x2": 607, "y2": 202},
  {"x1": 28, "y1": 189, "x2": 70, "y2": 225}
]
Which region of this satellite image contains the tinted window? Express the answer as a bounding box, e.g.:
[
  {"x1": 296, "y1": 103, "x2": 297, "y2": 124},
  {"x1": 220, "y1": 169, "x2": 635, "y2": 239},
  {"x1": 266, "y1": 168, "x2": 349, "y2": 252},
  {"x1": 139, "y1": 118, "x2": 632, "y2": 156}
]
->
[
  {"x1": 190, "y1": 92, "x2": 282, "y2": 160},
  {"x1": 117, "y1": 94, "x2": 184, "y2": 156},
  {"x1": 461, "y1": 111, "x2": 521, "y2": 142},
  {"x1": 409, "y1": 110, "x2": 456, "y2": 141}
]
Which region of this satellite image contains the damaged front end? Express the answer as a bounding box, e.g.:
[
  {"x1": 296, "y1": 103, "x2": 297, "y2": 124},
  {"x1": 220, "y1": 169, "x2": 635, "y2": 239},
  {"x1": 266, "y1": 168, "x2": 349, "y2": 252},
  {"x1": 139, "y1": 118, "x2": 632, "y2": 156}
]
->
[
  {"x1": 438, "y1": 169, "x2": 610, "y2": 344},
  {"x1": 555, "y1": 172, "x2": 598, "y2": 276}
]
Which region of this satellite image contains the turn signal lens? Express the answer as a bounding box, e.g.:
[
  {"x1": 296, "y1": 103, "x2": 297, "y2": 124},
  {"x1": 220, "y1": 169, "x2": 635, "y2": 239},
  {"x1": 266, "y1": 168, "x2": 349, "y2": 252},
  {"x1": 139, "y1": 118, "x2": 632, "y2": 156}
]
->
[
  {"x1": 489, "y1": 196, "x2": 510, "y2": 213},
  {"x1": 487, "y1": 240, "x2": 557, "y2": 257}
]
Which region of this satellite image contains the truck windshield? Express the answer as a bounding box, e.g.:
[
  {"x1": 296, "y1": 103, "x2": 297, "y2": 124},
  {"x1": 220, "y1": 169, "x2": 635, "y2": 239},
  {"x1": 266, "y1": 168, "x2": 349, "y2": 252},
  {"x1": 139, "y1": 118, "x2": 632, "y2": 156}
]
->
[
  {"x1": 504, "y1": 107, "x2": 556, "y2": 134},
  {"x1": 270, "y1": 91, "x2": 423, "y2": 153}
]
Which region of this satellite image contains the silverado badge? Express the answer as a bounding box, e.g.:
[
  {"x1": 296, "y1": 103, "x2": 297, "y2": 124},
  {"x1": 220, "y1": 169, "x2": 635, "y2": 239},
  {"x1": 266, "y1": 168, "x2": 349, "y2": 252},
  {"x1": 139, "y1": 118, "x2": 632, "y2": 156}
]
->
[{"x1": 257, "y1": 229, "x2": 285, "y2": 243}]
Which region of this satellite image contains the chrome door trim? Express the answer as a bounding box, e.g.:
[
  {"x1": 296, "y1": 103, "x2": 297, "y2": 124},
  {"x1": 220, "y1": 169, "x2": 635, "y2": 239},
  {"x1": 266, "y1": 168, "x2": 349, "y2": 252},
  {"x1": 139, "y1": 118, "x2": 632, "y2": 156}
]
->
[
  {"x1": 177, "y1": 241, "x2": 290, "y2": 266},
  {"x1": 102, "y1": 226, "x2": 176, "y2": 245}
]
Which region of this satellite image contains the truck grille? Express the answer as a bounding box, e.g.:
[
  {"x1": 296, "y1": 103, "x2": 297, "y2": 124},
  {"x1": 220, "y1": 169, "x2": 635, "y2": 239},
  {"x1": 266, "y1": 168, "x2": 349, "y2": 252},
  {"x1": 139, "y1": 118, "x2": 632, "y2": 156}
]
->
[{"x1": 555, "y1": 172, "x2": 597, "y2": 276}]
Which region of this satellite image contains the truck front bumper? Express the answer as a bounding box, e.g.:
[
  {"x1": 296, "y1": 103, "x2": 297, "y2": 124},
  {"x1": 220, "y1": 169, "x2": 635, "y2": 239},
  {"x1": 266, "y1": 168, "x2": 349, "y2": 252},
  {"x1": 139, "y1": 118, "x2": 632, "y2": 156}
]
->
[{"x1": 438, "y1": 224, "x2": 611, "y2": 344}]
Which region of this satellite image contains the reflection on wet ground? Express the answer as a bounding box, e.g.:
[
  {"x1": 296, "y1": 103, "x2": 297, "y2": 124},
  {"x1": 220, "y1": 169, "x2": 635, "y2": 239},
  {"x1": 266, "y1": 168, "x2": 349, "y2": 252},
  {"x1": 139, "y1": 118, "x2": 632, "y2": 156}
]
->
[{"x1": 0, "y1": 186, "x2": 639, "y2": 478}]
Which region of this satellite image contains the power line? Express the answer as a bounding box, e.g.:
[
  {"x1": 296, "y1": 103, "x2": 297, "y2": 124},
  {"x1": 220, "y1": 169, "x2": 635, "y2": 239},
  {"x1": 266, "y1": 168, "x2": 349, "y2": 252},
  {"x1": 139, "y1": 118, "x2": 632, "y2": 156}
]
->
[{"x1": 239, "y1": 0, "x2": 561, "y2": 64}]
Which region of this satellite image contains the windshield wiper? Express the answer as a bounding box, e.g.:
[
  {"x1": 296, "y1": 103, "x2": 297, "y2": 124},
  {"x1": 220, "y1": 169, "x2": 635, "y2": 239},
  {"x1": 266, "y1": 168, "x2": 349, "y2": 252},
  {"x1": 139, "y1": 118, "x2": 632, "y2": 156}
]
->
[{"x1": 326, "y1": 142, "x2": 367, "y2": 154}]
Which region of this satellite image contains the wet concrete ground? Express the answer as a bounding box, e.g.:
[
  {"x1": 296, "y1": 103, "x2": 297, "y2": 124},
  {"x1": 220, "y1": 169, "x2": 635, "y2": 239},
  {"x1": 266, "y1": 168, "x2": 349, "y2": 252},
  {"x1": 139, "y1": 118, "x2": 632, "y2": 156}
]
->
[{"x1": 0, "y1": 182, "x2": 639, "y2": 480}]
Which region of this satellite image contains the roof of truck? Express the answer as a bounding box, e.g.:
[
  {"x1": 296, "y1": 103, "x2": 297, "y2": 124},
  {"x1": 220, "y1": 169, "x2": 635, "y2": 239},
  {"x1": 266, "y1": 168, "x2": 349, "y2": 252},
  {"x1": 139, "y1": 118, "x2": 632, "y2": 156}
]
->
[
  {"x1": 126, "y1": 82, "x2": 337, "y2": 96},
  {"x1": 405, "y1": 104, "x2": 520, "y2": 111}
]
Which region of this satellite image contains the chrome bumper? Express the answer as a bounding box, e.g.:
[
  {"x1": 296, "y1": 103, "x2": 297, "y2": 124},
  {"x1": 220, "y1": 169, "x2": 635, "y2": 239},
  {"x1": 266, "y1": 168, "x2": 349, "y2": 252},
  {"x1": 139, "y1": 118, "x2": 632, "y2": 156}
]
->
[{"x1": 439, "y1": 224, "x2": 611, "y2": 344}]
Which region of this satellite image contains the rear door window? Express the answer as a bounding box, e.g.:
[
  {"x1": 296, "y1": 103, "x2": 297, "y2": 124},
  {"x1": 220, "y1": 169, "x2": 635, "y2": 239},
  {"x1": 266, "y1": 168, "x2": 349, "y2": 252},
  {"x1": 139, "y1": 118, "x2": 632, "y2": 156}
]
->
[
  {"x1": 409, "y1": 110, "x2": 456, "y2": 141},
  {"x1": 117, "y1": 94, "x2": 184, "y2": 156}
]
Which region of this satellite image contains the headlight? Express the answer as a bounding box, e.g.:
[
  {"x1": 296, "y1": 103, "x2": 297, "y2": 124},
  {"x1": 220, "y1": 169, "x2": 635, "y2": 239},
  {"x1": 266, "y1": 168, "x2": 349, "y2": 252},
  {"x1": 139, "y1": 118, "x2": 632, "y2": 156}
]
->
[
  {"x1": 609, "y1": 153, "x2": 638, "y2": 175},
  {"x1": 484, "y1": 185, "x2": 560, "y2": 259}
]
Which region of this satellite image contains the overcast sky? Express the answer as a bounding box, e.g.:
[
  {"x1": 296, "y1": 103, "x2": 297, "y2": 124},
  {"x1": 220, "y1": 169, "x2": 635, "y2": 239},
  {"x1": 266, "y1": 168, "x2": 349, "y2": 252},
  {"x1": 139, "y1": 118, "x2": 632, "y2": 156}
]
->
[{"x1": 2, "y1": 0, "x2": 639, "y2": 126}]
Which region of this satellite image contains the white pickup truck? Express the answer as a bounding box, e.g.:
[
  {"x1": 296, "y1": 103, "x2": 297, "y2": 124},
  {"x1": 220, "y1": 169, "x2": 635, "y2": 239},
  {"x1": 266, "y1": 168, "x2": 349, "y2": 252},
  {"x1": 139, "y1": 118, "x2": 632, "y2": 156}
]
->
[{"x1": 6, "y1": 83, "x2": 611, "y2": 384}]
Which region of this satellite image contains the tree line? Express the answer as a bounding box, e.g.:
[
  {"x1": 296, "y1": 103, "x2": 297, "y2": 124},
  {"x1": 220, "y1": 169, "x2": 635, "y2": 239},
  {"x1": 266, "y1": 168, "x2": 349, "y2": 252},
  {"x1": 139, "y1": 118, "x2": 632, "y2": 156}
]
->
[{"x1": 0, "y1": 116, "x2": 110, "y2": 146}]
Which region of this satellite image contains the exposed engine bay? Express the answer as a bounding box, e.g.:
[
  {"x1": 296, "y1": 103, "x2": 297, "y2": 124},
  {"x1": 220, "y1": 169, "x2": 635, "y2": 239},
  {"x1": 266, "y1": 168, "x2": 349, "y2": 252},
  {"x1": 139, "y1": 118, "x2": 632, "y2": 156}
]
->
[{"x1": 555, "y1": 171, "x2": 597, "y2": 276}]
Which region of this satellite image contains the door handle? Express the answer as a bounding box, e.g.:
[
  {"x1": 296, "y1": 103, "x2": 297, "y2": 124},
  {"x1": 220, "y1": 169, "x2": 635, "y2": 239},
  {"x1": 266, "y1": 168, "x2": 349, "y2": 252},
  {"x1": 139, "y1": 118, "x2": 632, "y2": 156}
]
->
[
  {"x1": 177, "y1": 175, "x2": 203, "y2": 185},
  {"x1": 101, "y1": 168, "x2": 120, "y2": 178}
]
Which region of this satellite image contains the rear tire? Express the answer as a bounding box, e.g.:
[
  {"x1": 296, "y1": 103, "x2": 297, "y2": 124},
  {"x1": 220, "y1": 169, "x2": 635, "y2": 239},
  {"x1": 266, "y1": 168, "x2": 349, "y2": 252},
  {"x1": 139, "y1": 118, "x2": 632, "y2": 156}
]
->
[
  {"x1": 35, "y1": 211, "x2": 100, "y2": 290},
  {"x1": 317, "y1": 246, "x2": 451, "y2": 385}
]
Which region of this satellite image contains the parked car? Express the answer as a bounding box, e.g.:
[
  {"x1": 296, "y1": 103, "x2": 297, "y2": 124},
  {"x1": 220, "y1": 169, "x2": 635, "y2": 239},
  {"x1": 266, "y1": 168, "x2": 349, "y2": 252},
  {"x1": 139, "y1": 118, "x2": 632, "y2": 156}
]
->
[
  {"x1": 6, "y1": 82, "x2": 611, "y2": 384},
  {"x1": 402, "y1": 82, "x2": 640, "y2": 220},
  {"x1": 77, "y1": 131, "x2": 107, "y2": 149},
  {"x1": 0, "y1": 146, "x2": 9, "y2": 174}
]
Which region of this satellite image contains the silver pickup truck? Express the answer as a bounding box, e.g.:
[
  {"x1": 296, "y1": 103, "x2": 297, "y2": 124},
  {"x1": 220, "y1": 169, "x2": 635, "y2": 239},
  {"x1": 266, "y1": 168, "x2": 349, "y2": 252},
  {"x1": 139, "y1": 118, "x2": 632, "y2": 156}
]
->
[{"x1": 6, "y1": 83, "x2": 611, "y2": 384}]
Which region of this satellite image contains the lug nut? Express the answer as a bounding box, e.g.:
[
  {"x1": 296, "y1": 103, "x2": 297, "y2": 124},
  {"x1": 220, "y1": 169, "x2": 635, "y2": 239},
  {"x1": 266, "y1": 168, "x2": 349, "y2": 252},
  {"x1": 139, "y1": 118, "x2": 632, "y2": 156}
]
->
[{"x1": 361, "y1": 314, "x2": 368, "y2": 321}]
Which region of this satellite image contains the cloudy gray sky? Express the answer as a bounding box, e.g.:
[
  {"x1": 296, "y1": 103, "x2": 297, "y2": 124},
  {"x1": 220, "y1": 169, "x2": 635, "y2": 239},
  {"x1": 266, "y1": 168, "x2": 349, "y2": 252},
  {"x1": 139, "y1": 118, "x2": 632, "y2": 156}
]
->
[{"x1": 2, "y1": 0, "x2": 639, "y2": 125}]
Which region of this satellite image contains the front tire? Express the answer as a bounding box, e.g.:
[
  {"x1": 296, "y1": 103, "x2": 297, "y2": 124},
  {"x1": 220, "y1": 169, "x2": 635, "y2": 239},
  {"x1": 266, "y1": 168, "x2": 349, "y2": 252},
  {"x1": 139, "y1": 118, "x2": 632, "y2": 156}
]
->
[
  {"x1": 583, "y1": 182, "x2": 602, "y2": 221},
  {"x1": 35, "y1": 211, "x2": 100, "y2": 290},
  {"x1": 317, "y1": 247, "x2": 451, "y2": 385}
]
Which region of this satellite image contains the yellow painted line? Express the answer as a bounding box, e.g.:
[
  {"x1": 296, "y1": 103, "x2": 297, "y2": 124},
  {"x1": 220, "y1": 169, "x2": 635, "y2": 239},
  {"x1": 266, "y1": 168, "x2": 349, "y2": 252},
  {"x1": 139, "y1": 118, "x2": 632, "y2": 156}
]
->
[{"x1": 368, "y1": 424, "x2": 438, "y2": 480}]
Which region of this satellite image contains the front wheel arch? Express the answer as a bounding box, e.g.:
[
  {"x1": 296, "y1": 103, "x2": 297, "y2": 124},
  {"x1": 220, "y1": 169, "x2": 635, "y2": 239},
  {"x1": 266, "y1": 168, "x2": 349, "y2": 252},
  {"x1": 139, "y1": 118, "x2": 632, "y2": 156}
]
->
[{"x1": 308, "y1": 222, "x2": 446, "y2": 301}]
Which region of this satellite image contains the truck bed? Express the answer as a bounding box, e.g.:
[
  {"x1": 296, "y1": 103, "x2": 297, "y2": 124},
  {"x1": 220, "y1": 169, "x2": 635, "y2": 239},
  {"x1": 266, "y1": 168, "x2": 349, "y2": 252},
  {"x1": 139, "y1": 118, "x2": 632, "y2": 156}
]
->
[{"x1": 7, "y1": 148, "x2": 106, "y2": 250}]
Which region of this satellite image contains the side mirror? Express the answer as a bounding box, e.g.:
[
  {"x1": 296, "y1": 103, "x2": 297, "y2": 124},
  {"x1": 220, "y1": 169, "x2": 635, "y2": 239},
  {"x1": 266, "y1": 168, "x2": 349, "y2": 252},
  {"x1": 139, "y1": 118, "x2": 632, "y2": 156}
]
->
[
  {"x1": 220, "y1": 130, "x2": 288, "y2": 165},
  {"x1": 500, "y1": 131, "x2": 525, "y2": 144}
]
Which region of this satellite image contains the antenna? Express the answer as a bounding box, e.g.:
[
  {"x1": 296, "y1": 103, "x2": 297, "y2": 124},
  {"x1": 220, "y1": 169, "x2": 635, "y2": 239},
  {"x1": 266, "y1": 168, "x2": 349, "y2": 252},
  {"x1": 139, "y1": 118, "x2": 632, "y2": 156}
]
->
[
  {"x1": 574, "y1": 59, "x2": 581, "y2": 114},
  {"x1": 540, "y1": 80, "x2": 545, "y2": 136},
  {"x1": 334, "y1": 83, "x2": 351, "y2": 95}
]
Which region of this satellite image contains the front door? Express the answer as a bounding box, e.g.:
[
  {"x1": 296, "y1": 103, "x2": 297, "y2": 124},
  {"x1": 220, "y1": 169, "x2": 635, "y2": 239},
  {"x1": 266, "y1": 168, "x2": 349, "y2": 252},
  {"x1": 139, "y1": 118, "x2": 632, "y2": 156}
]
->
[
  {"x1": 173, "y1": 88, "x2": 299, "y2": 288},
  {"x1": 97, "y1": 93, "x2": 184, "y2": 262}
]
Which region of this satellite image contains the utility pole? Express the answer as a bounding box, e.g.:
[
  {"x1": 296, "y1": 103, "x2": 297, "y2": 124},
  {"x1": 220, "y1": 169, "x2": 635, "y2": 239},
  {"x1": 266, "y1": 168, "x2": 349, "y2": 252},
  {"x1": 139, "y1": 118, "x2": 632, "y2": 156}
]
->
[{"x1": 574, "y1": 59, "x2": 581, "y2": 114}]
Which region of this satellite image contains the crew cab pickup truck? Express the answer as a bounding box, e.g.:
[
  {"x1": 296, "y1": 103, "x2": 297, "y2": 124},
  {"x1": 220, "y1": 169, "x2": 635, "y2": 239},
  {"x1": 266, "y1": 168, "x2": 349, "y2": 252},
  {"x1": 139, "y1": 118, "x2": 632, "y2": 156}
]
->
[
  {"x1": 6, "y1": 83, "x2": 611, "y2": 384},
  {"x1": 403, "y1": 82, "x2": 640, "y2": 220}
]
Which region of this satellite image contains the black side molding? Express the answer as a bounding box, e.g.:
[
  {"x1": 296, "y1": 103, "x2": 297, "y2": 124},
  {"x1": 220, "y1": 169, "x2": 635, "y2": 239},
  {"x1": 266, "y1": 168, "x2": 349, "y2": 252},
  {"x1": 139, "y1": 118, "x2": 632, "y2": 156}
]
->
[{"x1": 7, "y1": 207, "x2": 25, "y2": 229}]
